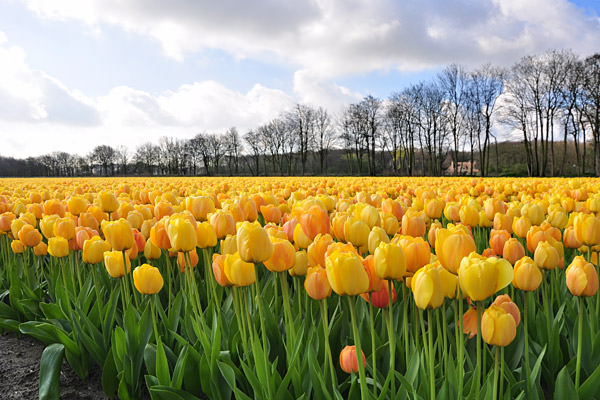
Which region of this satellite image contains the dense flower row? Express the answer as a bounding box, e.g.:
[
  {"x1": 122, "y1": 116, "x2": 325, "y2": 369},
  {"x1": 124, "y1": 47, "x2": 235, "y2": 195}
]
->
[{"x1": 0, "y1": 176, "x2": 599, "y2": 399}]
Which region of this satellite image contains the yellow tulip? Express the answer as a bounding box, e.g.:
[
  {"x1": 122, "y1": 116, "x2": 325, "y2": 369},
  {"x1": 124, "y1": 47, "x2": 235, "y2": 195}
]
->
[
  {"x1": 133, "y1": 264, "x2": 164, "y2": 294},
  {"x1": 166, "y1": 215, "x2": 197, "y2": 252},
  {"x1": 512, "y1": 256, "x2": 542, "y2": 291},
  {"x1": 435, "y1": 227, "x2": 476, "y2": 274},
  {"x1": 48, "y1": 237, "x2": 69, "y2": 258},
  {"x1": 325, "y1": 250, "x2": 369, "y2": 295},
  {"x1": 104, "y1": 250, "x2": 131, "y2": 278},
  {"x1": 534, "y1": 240, "x2": 560, "y2": 270},
  {"x1": 481, "y1": 305, "x2": 517, "y2": 346},
  {"x1": 237, "y1": 221, "x2": 273, "y2": 263},
  {"x1": 224, "y1": 252, "x2": 256, "y2": 287},
  {"x1": 196, "y1": 222, "x2": 217, "y2": 248},
  {"x1": 458, "y1": 252, "x2": 513, "y2": 301},
  {"x1": 566, "y1": 256, "x2": 599, "y2": 297},
  {"x1": 264, "y1": 237, "x2": 295, "y2": 272},
  {"x1": 373, "y1": 241, "x2": 406, "y2": 280},
  {"x1": 102, "y1": 218, "x2": 134, "y2": 251},
  {"x1": 411, "y1": 263, "x2": 444, "y2": 309},
  {"x1": 368, "y1": 226, "x2": 390, "y2": 255},
  {"x1": 82, "y1": 236, "x2": 111, "y2": 264}
]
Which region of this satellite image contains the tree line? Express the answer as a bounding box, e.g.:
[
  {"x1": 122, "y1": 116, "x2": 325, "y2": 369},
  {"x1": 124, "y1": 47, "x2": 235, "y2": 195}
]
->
[{"x1": 1, "y1": 49, "x2": 599, "y2": 178}]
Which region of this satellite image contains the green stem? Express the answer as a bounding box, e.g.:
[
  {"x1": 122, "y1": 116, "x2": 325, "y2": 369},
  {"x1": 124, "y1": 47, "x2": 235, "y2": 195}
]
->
[
  {"x1": 457, "y1": 290, "x2": 464, "y2": 400},
  {"x1": 500, "y1": 347, "x2": 504, "y2": 400},
  {"x1": 163, "y1": 251, "x2": 172, "y2": 312},
  {"x1": 254, "y1": 266, "x2": 273, "y2": 399},
  {"x1": 348, "y1": 295, "x2": 369, "y2": 400},
  {"x1": 576, "y1": 296, "x2": 584, "y2": 391},
  {"x1": 388, "y1": 280, "x2": 396, "y2": 396},
  {"x1": 320, "y1": 300, "x2": 337, "y2": 387},
  {"x1": 427, "y1": 308, "x2": 436, "y2": 400},
  {"x1": 368, "y1": 296, "x2": 377, "y2": 396},
  {"x1": 524, "y1": 291, "x2": 531, "y2": 396},
  {"x1": 402, "y1": 284, "x2": 409, "y2": 370},
  {"x1": 492, "y1": 346, "x2": 499, "y2": 400},
  {"x1": 151, "y1": 295, "x2": 161, "y2": 344},
  {"x1": 280, "y1": 272, "x2": 296, "y2": 346},
  {"x1": 232, "y1": 287, "x2": 248, "y2": 359},
  {"x1": 472, "y1": 302, "x2": 483, "y2": 400}
]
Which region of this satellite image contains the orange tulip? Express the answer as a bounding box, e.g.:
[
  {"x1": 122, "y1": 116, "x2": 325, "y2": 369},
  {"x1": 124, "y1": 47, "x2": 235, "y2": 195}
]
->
[{"x1": 339, "y1": 345, "x2": 366, "y2": 374}]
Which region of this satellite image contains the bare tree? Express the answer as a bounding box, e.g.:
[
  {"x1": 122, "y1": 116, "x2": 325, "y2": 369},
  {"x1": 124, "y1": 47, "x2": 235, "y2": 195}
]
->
[
  {"x1": 243, "y1": 130, "x2": 262, "y2": 176},
  {"x1": 224, "y1": 127, "x2": 242, "y2": 175},
  {"x1": 90, "y1": 145, "x2": 116, "y2": 176}
]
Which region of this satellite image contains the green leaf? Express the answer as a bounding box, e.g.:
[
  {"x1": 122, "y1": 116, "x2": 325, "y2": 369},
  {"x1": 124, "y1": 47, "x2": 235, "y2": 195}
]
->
[
  {"x1": 102, "y1": 348, "x2": 118, "y2": 399},
  {"x1": 149, "y1": 386, "x2": 204, "y2": 400},
  {"x1": 38, "y1": 343, "x2": 64, "y2": 400},
  {"x1": 172, "y1": 346, "x2": 188, "y2": 390},
  {"x1": 578, "y1": 362, "x2": 600, "y2": 400},
  {"x1": 156, "y1": 341, "x2": 171, "y2": 386},
  {"x1": 554, "y1": 366, "x2": 578, "y2": 400},
  {"x1": 531, "y1": 345, "x2": 547, "y2": 385}
]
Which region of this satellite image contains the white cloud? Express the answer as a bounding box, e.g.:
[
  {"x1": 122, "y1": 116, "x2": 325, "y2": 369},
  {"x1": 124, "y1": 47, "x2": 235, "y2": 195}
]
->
[
  {"x1": 19, "y1": 0, "x2": 600, "y2": 76},
  {"x1": 0, "y1": 31, "x2": 306, "y2": 158}
]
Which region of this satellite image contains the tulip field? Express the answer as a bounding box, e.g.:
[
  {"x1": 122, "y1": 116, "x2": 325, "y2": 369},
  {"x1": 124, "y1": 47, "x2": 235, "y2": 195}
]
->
[{"x1": 2, "y1": 177, "x2": 600, "y2": 400}]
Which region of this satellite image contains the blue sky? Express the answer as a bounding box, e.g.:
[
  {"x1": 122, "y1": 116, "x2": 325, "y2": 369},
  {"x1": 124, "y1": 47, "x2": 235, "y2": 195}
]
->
[{"x1": 0, "y1": 0, "x2": 599, "y2": 157}]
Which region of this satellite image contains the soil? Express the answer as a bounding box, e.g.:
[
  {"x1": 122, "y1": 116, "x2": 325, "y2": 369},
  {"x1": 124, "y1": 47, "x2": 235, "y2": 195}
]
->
[{"x1": 0, "y1": 331, "x2": 106, "y2": 399}]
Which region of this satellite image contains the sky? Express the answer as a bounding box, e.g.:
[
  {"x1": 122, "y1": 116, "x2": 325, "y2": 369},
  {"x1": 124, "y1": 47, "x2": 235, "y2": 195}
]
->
[{"x1": 0, "y1": 0, "x2": 599, "y2": 158}]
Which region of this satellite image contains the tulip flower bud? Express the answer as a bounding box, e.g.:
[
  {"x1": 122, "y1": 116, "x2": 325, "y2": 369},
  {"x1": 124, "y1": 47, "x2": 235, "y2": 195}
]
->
[
  {"x1": 133, "y1": 264, "x2": 164, "y2": 294},
  {"x1": 196, "y1": 222, "x2": 217, "y2": 249},
  {"x1": 304, "y1": 266, "x2": 332, "y2": 300},
  {"x1": 481, "y1": 305, "x2": 517, "y2": 346},
  {"x1": 563, "y1": 226, "x2": 582, "y2": 249},
  {"x1": 102, "y1": 218, "x2": 134, "y2": 251},
  {"x1": 289, "y1": 250, "x2": 309, "y2": 276},
  {"x1": 325, "y1": 250, "x2": 369, "y2": 296},
  {"x1": 98, "y1": 191, "x2": 119, "y2": 213},
  {"x1": 186, "y1": 196, "x2": 215, "y2": 221},
  {"x1": 512, "y1": 256, "x2": 541, "y2": 292},
  {"x1": 512, "y1": 216, "x2": 531, "y2": 238},
  {"x1": 394, "y1": 235, "x2": 431, "y2": 273},
  {"x1": 459, "y1": 204, "x2": 479, "y2": 227},
  {"x1": 165, "y1": 215, "x2": 197, "y2": 252},
  {"x1": 237, "y1": 221, "x2": 273, "y2": 263},
  {"x1": 104, "y1": 250, "x2": 131, "y2": 278},
  {"x1": 502, "y1": 238, "x2": 525, "y2": 265},
  {"x1": 260, "y1": 204, "x2": 282, "y2": 224},
  {"x1": 18, "y1": 224, "x2": 42, "y2": 247},
  {"x1": 48, "y1": 237, "x2": 69, "y2": 258},
  {"x1": 83, "y1": 236, "x2": 111, "y2": 264},
  {"x1": 33, "y1": 241, "x2": 48, "y2": 256},
  {"x1": 11, "y1": 239, "x2": 25, "y2": 254},
  {"x1": 373, "y1": 241, "x2": 406, "y2": 280},
  {"x1": 368, "y1": 226, "x2": 390, "y2": 255},
  {"x1": 402, "y1": 211, "x2": 426, "y2": 237},
  {"x1": 264, "y1": 237, "x2": 295, "y2": 272},
  {"x1": 212, "y1": 254, "x2": 232, "y2": 287},
  {"x1": 534, "y1": 241, "x2": 560, "y2": 270},
  {"x1": 144, "y1": 239, "x2": 162, "y2": 260},
  {"x1": 435, "y1": 227, "x2": 476, "y2": 274},
  {"x1": 566, "y1": 256, "x2": 599, "y2": 297},
  {"x1": 343, "y1": 216, "x2": 370, "y2": 247},
  {"x1": 177, "y1": 250, "x2": 199, "y2": 273},
  {"x1": 574, "y1": 213, "x2": 600, "y2": 245},
  {"x1": 361, "y1": 280, "x2": 396, "y2": 308},
  {"x1": 492, "y1": 294, "x2": 521, "y2": 326},
  {"x1": 458, "y1": 253, "x2": 513, "y2": 301},
  {"x1": 224, "y1": 252, "x2": 255, "y2": 287},
  {"x1": 67, "y1": 196, "x2": 89, "y2": 216},
  {"x1": 210, "y1": 211, "x2": 236, "y2": 239},
  {"x1": 339, "y1": 345, "x2": 366, "y2": 374},
  {"x1": 493, "y1": 213, "x2": 513, "y2": 234},
  {"x1": 462, "y1": 308, "x2": 478, "y2": 338},
  {"x1": 411, "y1": 262, "x2": 444, "y2": 309}
]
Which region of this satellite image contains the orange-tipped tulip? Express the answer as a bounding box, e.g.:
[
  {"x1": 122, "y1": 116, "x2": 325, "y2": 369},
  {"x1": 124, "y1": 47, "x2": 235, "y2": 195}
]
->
[{"x1": 566, "y1": 256, "x2": 599, "y2": 297}]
